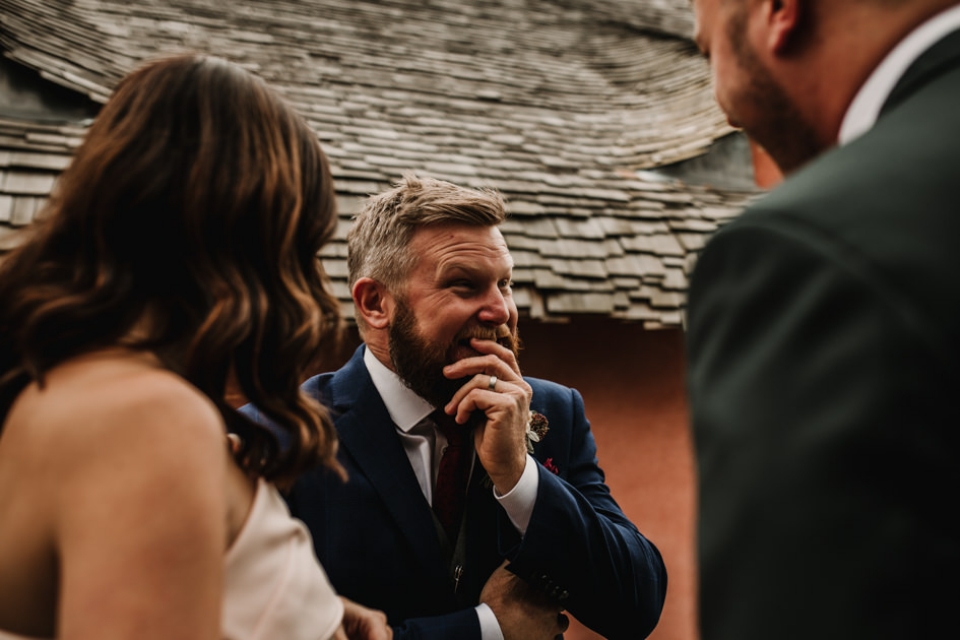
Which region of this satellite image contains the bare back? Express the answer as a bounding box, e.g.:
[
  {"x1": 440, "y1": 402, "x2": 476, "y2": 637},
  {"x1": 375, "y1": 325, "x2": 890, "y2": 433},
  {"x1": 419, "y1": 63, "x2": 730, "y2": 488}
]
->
[{"x1": 0, "y1": 350, "x2": 255, "y2": 639}]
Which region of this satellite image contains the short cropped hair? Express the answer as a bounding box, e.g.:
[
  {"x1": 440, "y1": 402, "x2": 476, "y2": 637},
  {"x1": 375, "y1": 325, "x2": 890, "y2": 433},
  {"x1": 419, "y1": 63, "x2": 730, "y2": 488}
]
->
[{"x1": 347, "y1": 174, "x2": 506, "y2": 296}]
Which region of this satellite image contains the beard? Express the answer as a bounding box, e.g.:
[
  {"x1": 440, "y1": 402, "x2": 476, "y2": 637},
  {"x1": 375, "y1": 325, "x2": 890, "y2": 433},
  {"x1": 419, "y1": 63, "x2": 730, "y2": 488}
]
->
[
  {"x1": 388, "y1": 297, "x2": 520, "y2": 409},
  {"x1": 727, "y1": 7, "x2": 823, "y2": 175}
]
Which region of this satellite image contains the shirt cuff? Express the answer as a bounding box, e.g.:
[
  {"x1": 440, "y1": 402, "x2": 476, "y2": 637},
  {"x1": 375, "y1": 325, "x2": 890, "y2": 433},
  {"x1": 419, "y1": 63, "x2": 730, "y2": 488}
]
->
[
  {"x1": 493, "y1": 454, "x2": 539, "y2": 535},
  {"x1": 476, "y1": 603, "x2": 505, "y2": 640}
]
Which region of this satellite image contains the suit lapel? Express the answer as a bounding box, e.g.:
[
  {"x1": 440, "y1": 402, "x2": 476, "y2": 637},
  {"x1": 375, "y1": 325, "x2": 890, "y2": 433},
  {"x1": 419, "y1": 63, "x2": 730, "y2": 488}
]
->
[
  {"x1": 328, "y1": 348, "x2": 449, "y2": 586},
  {"x1": 881, "y1": 27, "x2": 960, "y2": 117}
]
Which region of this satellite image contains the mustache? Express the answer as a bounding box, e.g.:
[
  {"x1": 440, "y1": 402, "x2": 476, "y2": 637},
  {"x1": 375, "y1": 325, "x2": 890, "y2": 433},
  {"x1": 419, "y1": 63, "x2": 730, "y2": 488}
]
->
[{"x1": 453, "y1": 324, "x2": 520, "y2": 356}]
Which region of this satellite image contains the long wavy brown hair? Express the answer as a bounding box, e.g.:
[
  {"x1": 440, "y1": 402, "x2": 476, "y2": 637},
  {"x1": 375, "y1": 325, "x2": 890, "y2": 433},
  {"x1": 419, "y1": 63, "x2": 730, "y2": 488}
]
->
[{"x1": 0, "y1": 54, "x2": 344, "y2": 486}]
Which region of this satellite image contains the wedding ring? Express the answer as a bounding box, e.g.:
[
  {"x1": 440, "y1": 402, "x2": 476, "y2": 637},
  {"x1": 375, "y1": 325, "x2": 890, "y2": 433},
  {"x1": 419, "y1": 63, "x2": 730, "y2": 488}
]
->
[{"x1": 488, "y1": 375, "x2": 498, "y2": 391}]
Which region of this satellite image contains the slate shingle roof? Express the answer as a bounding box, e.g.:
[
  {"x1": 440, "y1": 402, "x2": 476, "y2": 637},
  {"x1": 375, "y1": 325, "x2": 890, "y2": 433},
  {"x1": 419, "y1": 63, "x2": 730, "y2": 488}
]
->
[
  {"x1": 0, "y1": 116, "x2": 82, "y2": 249},
  {"x1": 0, "y1": 0, "x2": 751, "y2": 328}
]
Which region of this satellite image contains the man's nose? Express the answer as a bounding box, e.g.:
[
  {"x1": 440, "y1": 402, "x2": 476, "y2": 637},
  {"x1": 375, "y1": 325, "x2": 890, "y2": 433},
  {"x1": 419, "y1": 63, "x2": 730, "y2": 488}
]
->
[{"x1": 477, "y1": 286, "x2": 510, "y2": 326}]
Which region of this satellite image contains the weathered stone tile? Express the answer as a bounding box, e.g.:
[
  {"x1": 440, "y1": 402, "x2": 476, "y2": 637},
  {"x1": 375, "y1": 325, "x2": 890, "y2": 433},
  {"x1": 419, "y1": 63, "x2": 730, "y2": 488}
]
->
[{"x1": 0, "y1": 0, "x2": 755, "y2": 328}]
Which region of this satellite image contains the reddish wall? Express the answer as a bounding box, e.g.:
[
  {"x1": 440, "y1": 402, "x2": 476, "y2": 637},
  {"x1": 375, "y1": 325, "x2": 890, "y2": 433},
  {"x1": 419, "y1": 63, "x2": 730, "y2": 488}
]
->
[{"x1": 518, "y1": 320, "x2": 695, "y2": 640}]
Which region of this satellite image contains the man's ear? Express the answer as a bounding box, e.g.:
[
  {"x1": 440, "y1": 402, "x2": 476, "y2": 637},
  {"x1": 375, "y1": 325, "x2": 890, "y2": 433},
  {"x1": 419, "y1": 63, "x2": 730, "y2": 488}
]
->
[
  {"x1": 765, "y1": 0, "x2": 803, "y2": 55},
  {"x1": 352, "y1": 277, "x2": 393, "y2": 330}
]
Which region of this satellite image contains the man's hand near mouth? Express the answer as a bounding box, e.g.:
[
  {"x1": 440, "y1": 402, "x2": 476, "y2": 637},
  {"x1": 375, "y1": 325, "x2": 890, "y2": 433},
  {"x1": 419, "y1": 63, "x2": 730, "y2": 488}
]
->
[{"x1": 441, "y1": 336, "x2": 532, "y2": 494}]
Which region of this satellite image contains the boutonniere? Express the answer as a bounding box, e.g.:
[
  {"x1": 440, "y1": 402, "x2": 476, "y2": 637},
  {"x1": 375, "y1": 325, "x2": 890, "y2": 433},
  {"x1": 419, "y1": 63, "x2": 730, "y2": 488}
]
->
[
  {"x1": 525, "y1": 410, "x2": 549, "y2": 453},
  {"x1": 479, "y1": 410, "x2": 551, "y2": 491}
]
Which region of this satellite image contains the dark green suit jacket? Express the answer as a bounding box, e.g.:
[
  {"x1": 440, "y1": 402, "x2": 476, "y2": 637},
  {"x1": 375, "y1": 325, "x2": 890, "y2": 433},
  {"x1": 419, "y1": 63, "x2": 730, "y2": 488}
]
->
[{"x1": 686, "y1": 29, "x2": 960, "y2": 640}]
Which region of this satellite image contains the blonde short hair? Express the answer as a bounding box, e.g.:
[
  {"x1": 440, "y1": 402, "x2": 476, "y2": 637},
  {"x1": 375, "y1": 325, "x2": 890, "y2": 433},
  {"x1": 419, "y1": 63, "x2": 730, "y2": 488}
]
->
[{"x1": 347, "y1": 174, "x2": 506, "y2": 296}]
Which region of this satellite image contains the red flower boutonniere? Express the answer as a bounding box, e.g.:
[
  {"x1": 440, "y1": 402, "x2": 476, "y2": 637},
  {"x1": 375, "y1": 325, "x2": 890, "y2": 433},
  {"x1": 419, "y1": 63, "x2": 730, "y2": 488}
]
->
[
  {"x1": 525, "y1": 410, "x2": 549, "y2": 453},
  {"x1": 543, "y1": 457, "x2": 560, "y2": 475}
]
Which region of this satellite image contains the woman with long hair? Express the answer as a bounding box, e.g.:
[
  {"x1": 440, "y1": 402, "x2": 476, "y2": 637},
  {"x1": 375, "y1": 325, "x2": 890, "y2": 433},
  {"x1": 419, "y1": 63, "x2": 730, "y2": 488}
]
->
[{"x1": 0, "y1": 55, "x2": 388, "y2": 639}]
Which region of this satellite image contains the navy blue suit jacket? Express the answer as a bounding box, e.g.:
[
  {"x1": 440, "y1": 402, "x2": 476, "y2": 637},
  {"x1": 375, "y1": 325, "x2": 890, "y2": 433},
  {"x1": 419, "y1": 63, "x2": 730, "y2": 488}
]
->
[{"x1": 245, "y1": 346, "x2": 665, "y2": 639}]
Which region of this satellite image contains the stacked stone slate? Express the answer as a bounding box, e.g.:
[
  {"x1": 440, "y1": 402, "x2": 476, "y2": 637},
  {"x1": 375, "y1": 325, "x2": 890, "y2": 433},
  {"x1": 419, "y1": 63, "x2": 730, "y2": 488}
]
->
[{"x1": 0, "y1": 0, "x2": 751, "y2": 328}]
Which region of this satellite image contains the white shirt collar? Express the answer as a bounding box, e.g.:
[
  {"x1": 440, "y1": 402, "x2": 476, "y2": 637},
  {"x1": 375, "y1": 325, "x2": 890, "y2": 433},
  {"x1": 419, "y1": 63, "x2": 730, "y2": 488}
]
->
[
  {"x1": 840, "y1": 4, "x2": 960, "y2": 145},
  {"x1": 362, "y1": 345, "x2": 435, "y2": 433}
]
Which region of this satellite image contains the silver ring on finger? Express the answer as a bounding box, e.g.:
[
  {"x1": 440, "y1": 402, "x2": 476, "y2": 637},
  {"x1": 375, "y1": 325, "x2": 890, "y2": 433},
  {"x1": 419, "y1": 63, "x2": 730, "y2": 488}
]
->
[{"x1": 488, "y1": 375, "x2": 498, "y2": 391}]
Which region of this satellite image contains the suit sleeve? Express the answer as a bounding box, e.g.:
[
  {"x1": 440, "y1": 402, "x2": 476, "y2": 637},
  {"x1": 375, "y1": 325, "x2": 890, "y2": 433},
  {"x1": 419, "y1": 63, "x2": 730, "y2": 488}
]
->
[
  {"x1": 686, "y1": 215, "x2": 950, "y2": 639},
  {"x1": 502, "y1": 386, "x2": 668, "y2": 640},
  {"x1": 389, "y1": 610, "x2": 482, "y2": 640}
]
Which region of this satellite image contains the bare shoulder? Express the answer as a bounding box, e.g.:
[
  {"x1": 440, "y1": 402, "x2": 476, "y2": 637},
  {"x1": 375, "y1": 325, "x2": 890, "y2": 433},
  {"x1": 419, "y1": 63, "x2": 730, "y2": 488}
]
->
[
  {"x1": 0, "y1": 351, "x2": 238, "y2": 639},
  {"x1": 50, "y1": 350, "x2": 219, "y2": 422},
  {"x1": 6, "y1": 350, "x2": 226, "y2": 475}
]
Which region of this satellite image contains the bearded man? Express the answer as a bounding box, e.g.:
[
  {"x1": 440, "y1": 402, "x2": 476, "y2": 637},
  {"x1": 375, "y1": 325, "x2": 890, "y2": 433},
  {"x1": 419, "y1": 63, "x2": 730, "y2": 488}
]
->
[
  {"x1": 686, "y1": 1, "x2": 960, "y2": 639},
  {"x1": 245, "y1": 175, "x2": 666, "y2": 640}
]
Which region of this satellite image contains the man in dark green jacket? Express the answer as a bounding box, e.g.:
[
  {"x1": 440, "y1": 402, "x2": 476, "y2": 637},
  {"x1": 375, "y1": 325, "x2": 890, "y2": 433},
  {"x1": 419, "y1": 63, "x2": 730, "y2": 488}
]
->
[{"x1": 686, "y1": 1, "x2": 960, "y2": 638}]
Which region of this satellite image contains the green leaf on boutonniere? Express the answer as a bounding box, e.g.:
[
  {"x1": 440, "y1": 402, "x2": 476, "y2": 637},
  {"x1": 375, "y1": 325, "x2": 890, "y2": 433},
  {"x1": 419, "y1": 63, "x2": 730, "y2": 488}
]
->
[{"x1": 525, "y1": 410, "x2": 549, "y2": 454}]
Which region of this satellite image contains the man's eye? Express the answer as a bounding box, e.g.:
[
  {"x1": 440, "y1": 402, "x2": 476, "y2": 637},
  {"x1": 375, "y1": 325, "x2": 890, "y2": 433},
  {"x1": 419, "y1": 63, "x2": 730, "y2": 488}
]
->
[{"x1": 499, "y1": 279, "x2": 513, "y2": 289}]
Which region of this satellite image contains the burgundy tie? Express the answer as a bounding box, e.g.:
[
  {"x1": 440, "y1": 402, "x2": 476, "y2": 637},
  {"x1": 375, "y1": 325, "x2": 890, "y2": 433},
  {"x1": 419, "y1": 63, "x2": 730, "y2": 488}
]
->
[{"x1": 431, "y1": 409, "x2": 471, "y2": 542}]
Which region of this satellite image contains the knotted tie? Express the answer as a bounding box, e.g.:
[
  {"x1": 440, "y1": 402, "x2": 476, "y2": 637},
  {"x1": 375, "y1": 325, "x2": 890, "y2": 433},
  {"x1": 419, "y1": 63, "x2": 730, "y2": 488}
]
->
[{"x1": 431, "y1": 409, "x2": 471, "y2": 543}]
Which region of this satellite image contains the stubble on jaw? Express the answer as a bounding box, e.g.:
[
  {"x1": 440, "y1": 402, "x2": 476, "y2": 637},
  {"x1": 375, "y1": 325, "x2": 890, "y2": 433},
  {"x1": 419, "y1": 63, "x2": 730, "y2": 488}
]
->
[{"x1": 726, "y1": 3, "x2": 824, "y2": 174}]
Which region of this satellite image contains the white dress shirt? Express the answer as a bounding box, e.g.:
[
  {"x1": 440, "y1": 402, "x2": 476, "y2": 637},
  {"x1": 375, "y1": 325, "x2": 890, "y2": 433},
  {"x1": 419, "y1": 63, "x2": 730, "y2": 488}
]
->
[
  {"x1": 363, "y1": 347, "x2": 540, "y2": 640},
  {"x1": 840, "y1": 4, "x2": 960, "y2": 145}
]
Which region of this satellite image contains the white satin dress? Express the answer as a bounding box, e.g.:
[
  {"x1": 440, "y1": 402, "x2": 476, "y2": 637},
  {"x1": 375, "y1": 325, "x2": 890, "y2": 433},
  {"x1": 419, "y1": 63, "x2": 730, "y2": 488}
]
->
[{"x1": 0, "y1": 479, "x2": 343, "y2": 640}]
